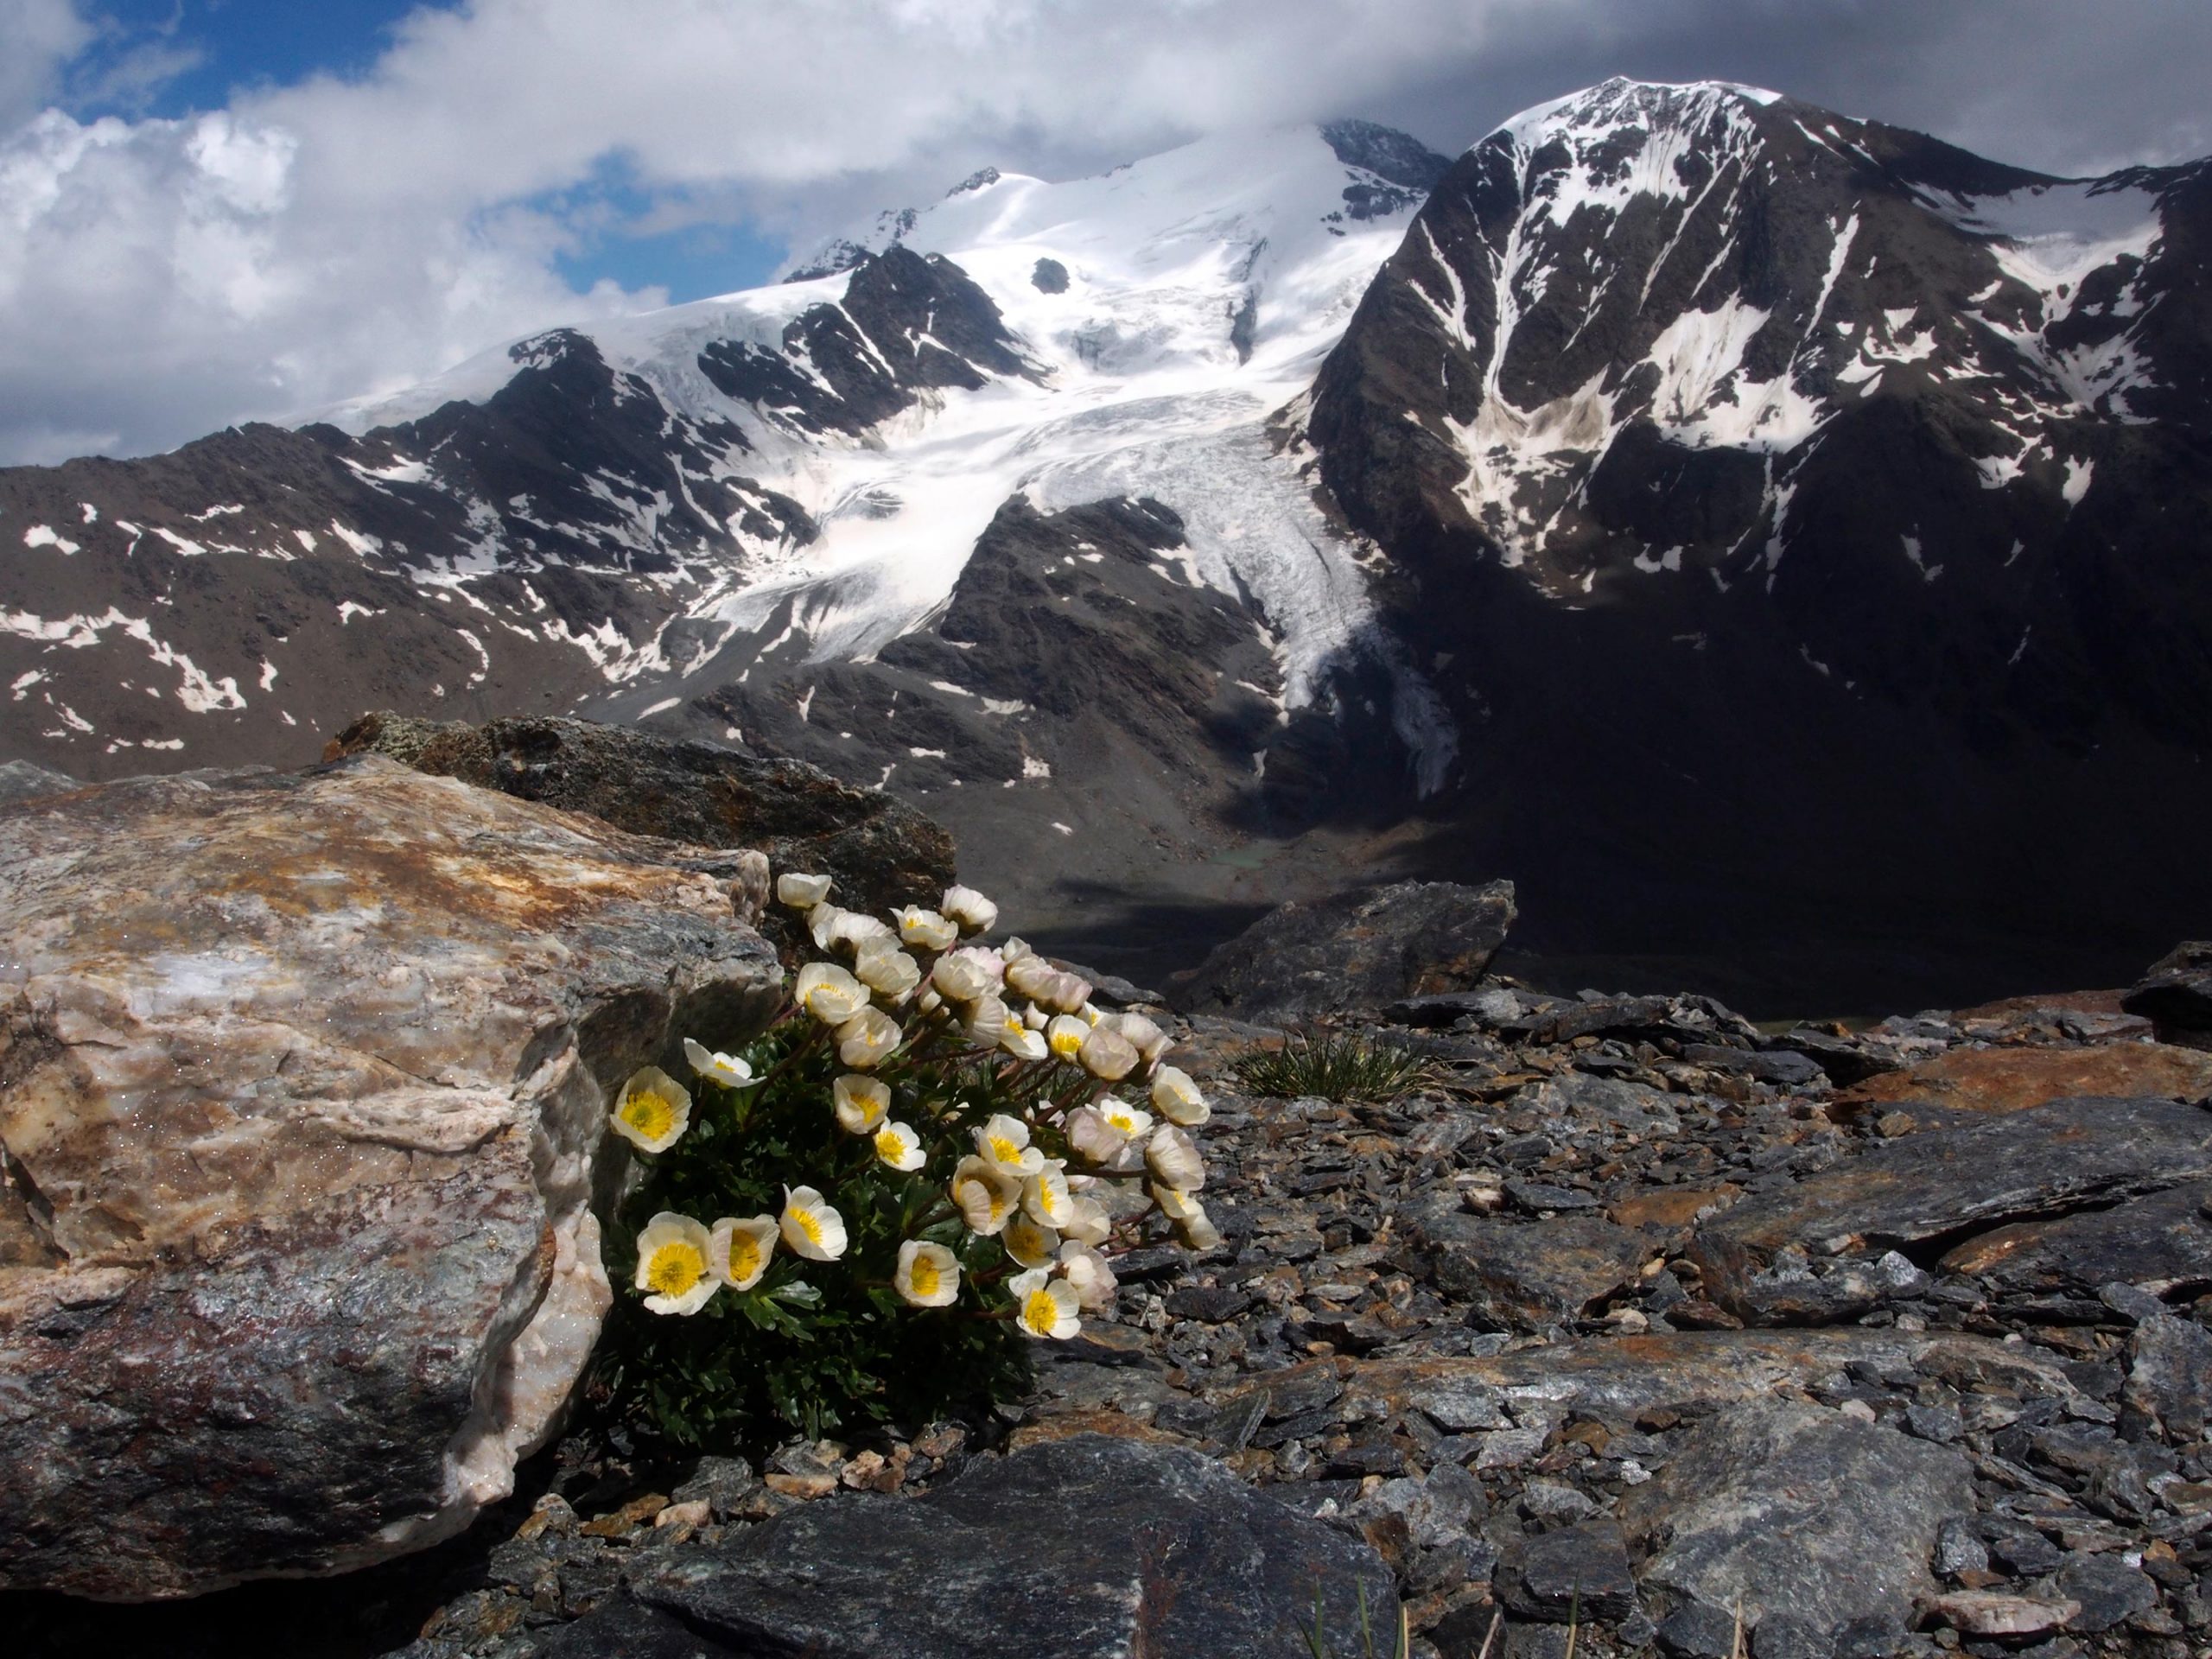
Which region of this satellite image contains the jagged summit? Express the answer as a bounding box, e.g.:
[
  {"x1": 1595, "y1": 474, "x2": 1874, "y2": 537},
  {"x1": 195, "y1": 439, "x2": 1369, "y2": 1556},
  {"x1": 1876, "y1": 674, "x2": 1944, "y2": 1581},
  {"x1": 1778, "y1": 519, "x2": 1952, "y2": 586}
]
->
[{"x1": 1, "y1": 85, "x2": 2208, "y2": 1002}]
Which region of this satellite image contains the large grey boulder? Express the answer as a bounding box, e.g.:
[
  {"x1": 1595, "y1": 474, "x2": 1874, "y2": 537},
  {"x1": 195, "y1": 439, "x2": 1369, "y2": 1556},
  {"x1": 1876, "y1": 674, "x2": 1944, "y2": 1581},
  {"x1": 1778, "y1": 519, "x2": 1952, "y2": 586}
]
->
[
  {"x1": 1619, "y1": 1399, "x2": 1975, "y2": 1638},
  {"x1": 0, "y1": 756, "x2": 783, "y2": 1599},
  {"x1": 584, "y1": 1434, "x2": 1400, "y2": 1657},
  {"x1": 1172, "y1": 878, "x2": 1516, "y2": 1021},
  {"x1": 327, "y1": 711, "x2": 957, "y2": 941}
]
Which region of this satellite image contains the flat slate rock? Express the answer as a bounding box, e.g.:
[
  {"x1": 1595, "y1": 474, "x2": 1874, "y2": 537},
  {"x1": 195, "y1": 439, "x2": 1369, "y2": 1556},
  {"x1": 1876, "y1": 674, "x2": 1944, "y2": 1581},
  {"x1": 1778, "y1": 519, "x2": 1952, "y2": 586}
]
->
[
  {"x1": 1619, "y1": 1400, "x2": 1975, "y2": 1637},
  {"x1": 1414, "y1": 1210, "x2": 1650, "y2": 1329},
  {"x1": 2126, "y1": 1310, "x2": 2212, "y2": 1443},
  {"x1": 1496, "y1": 1518, "x2": 1638, "y2": 1623},
  {"x1": 1837, "y1": 1042, "x2": 2212, "y2": 1118},
  {"x1": 1689, "y1": 1096, "x2": 2212, "y2": 1313},
  {"x1": 1939, "y1": 1180, "x2": 2212, "y2": 1298},
  {"x1": 622, "y1": 1434, "x2": 1397, "y2": 1658}
]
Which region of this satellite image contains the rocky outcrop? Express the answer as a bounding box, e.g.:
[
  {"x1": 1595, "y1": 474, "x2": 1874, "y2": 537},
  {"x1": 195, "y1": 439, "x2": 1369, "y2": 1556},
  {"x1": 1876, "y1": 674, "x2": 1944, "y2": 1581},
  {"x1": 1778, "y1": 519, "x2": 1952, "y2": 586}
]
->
[
  {"x1": 603, "y1": 1436, "x2": 1396, "y2": 1657},
  {"x1": 2126, "y1": 943, "x2": 2212, "y2": 1050},
  {"x1": 370, "y1": 978, "x2": 2212, "y2": 1659},
  {"x1": 327, "y1": 712, "x2": 956, "y2": 943},
  {"x1": 1172, "y1": 879, "x2": 1516, "y2": 1020},
  {"x1": 0, "y1": 756, "x2": 783, "y2": 1599}
]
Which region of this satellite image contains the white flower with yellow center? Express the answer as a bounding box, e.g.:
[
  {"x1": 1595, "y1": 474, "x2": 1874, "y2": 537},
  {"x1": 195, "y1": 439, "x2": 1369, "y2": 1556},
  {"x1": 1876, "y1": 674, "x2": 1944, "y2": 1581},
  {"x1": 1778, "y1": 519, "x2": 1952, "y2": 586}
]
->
[
  {"x1": 1147, "y1": 1123, "x2": 1206, "y2": 1192},
  {"x1": 1115, "y1": 1012, "x2": 1171, "y2": 1065},
  {"x1": 776, "y1": 872, "x2": 832, "y2": 909},
  {"x1": 708, "y1": 1214, "x2": 778, "y2": 1292},
  {"x1": 893, "y1": 1239, "x2": 960, "y2": 1307},
  {"x1": 974, "y1": 1112, "x2": 1045, "y2": 1176},
  {"x1": 836, "y1": 1005, "x2": 904, "y2": 1069},
  {"x1": 1098, "y1": 1098, "x2": 1154, "y2": 1141},
  {"x1": 931, "y1": 950, "x2": 995, "y2": 1004},
  {"x1": 1152, "y1": 1182, "x2": 1203, "y2": 1223},
  {"x1": 963, "y1": 993, "x2": 1011, "y2": 1045},
  {"x1": 951, "y1": 1154, "x2": 1022, "y2": 1236},
  {"x1": 1003, "y1": 953, "x2": 1055, "y2": 1001},
  {"x1": 635, "y1": 1211, "x2": 717, "y2": 1315},
  {"x1": 999, "y1": 1018, "x2": 1048, "y2": 1062},
  {"x1": 1002, "y1": 1209, "x2": 1060, "y2": 1269},
  {"x1": 833, "y1": 1073, "x2": 891, "y2": 1135},
  {"x1": 1040, "y1": 971, "x2": 1091, "y2": 1014},
  {"x1": 941, "y1": 884, "x2": 999, "y2": 934},
  {"x1": 1022, "y1": 1161, "x2": 1075, "y2": 1228},
  {"x1": 796, "y1": 961, "x2": 868, "y2": 1024},
  {"x1": 812, "y1": 906, "x2": 893, "y2": 955},
  {"x1": 779, "y1": 1185, "x2": 849, "y2": 1262},
  {"x1": 1064, "y1": 1104, "x2": 1127, "y2": 1166},
  {"x1": 1062, "y1": 1195, "x2": 1111, "y2": 1248},
  {"x1": 1058, "y1": 1240, "x2": 1120, "y2": 1311},
  {"x1": 891, "y1": 906, "x2": 959, "y2": 951},
  {"x1": 854, "y1": 939, "x2": 922, "y2": 998},
  {"x1": 1078, "y1": 1024, "x2": 1140, "y2": 1082},
  {"x1": 873, "y1": 1120, "x2": 926, "y2": 1173},
  {"x1": 611, "y1": 1066, "x2": 692, "y2": 1154},
  {"x1": 682, "y1": 1038, "x2": 757, "y2": 1090},
  {"x1": 1178, "y1": 1200, "x2": 1223, "y2": 1252},
  {"x1": 1150, "y1": 1065, "x2": 1209, "y2": 1127},
  {"x1": 1046, "y1": 1013, "x2": 1090, "y2": 1062},
  {"x1": 1008, "y1": 1267, "x2": 1081, "y2": 1340}
]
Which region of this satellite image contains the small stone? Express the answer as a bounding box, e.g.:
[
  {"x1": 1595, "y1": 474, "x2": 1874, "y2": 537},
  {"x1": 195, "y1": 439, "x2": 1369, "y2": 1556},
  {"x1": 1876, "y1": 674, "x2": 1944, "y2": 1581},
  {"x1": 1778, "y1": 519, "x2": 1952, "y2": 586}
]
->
[
  {"x1": 1474, "y1": 1427, "x2": 1548, "y2": 1471},
  {"x1": 2097, "y1": 1281, "x2": 2170, "y2": 1325},
  {"x1": 1505, "y1": 1179, "x2": 1602, "y2": 1214},
  {"x1": 1520, "y1": 1480, "x2": 1600, "y2": 1524},
  {"x1": 1495, "y1": 1517, "x2": 1639, "y2": 1623},
  {"x1": 671, "y1": 1455, "x2": 759, "y2": 1521},
  {"x1": 1410, "y1": 1378, "x2": 1512, "y2": 1432},
  {"x1": 1924, "y1": 1592, "x2": 2081, "y2": 1636},
  {"x1": 655, "y1": 1497, "x2": 711, "y2": 1529},
  {"x1": 2051, "y1": 1551, "x2": 2157, "y2": 1633},
  {"x1": 763, "y1": 1471, "x2": 839, "y2": 1500},
  {"x1": 1904, "y1": 1405, "x2": 1962, "y2": 1445},
  {"x1": 578, "y1": 1493, "x2": 668, "y2": 1537},
  {"x1": 1935, "y1": 1518, "x2": 1989, "y2": 1580},
  {"x1": 1327, "y1": 1438, "x2": 1408, "y2": 1478},
  {"x1": 515, "y1": 1492, "x2": 578, "y2": 1541},
  {"x1": 1984, "y1": 1526, "x2": 2062, "y2": 1578},
  {"x1": 2126, "y1": 1311, "x2": 2212, "y2": 1442}
]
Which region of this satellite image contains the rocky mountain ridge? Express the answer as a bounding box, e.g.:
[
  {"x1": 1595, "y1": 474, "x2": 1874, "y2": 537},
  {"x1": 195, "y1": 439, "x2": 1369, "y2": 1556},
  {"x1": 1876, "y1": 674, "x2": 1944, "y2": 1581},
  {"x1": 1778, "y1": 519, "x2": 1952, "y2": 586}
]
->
[{"x1": 2, "y1": 85, "x2": 2207, "y2": 1007}]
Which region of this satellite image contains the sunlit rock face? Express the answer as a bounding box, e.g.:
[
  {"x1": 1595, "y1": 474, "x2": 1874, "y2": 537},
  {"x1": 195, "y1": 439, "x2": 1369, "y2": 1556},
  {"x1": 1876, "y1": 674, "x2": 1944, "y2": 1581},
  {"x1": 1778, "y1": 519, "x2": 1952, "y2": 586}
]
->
[{"x1": 0, "y1": 756, "x2": 781, "y2": 1599}]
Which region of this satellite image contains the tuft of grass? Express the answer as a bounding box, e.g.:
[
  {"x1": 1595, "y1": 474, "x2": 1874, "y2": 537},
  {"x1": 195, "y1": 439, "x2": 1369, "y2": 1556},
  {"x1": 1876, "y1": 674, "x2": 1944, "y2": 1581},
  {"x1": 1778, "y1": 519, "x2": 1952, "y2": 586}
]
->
[
  {"x1": 1301, "y1": 1580, "x2": 1412, "y2": 1659},
  {"x1": 1236, "y1": 1032, "x2": 1446, "y2": 1103}
]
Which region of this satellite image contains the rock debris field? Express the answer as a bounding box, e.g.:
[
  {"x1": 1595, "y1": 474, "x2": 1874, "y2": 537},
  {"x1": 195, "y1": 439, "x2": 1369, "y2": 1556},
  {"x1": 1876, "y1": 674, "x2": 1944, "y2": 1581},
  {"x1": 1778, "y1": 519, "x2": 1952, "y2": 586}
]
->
[
  {"x1": 387, "y1": 974, "x2": 2212, "y2": 1659},
  {"x1": 3, "y1": 742, "x2": 2209, "y2": 1659}
]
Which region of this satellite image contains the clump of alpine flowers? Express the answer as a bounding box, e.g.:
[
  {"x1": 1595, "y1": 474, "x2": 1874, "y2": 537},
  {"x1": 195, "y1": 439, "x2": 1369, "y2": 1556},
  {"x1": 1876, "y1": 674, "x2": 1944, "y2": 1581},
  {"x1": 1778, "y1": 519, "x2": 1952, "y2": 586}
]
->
[{"x1": 598, "y1": 870, "x2": 1217, "y2": 1447}]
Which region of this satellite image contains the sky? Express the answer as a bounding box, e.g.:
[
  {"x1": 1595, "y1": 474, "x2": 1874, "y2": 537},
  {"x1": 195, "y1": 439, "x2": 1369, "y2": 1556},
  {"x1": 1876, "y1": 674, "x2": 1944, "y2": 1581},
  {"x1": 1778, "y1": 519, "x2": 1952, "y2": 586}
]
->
[{"x1": 1, "y1": 0, "x2": 2206, "y2": 467}]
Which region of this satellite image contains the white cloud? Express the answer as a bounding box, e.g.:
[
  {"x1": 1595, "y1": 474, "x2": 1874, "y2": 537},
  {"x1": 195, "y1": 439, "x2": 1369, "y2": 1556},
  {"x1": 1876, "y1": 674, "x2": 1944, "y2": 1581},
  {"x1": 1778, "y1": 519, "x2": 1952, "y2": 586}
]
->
[
  {"x1": 0, "y1": 0, "x2": 94, "y2": 130},
  {"x1": 0, "y1": 0, "x2": 2203, "y2": 465}
]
